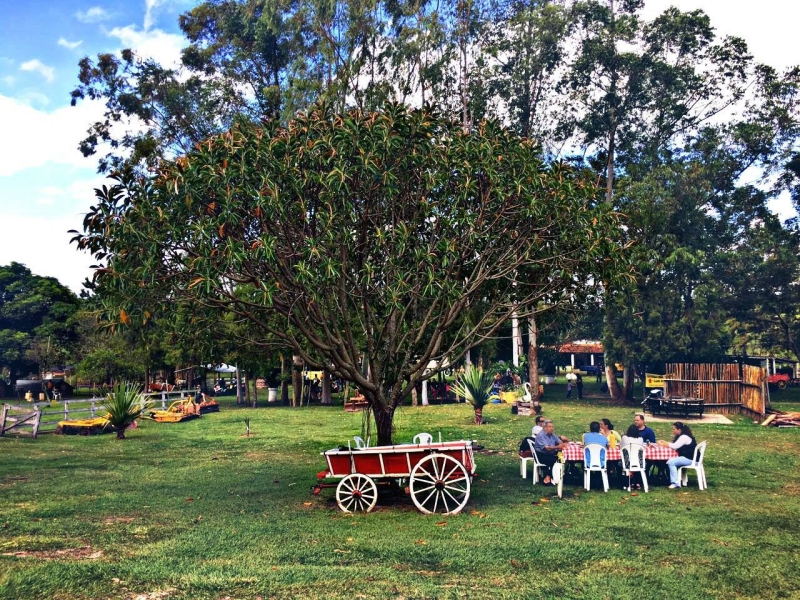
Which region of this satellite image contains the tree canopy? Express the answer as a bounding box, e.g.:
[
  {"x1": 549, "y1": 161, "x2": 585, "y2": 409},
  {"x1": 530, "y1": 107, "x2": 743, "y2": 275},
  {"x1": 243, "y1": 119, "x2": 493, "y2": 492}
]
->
[
  {"x1": 0, "y1": 263, "x2": 80, "y2": 383},
  {"x1": 74, "y1": 104, "x2": 629, "y2": 442}
]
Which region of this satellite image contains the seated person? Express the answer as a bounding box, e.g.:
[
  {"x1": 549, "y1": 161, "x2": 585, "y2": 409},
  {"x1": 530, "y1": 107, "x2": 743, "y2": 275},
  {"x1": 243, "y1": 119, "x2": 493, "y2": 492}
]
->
[
  {"x1": 633, "y1": 413, "x2": 656, "y2": 444},
  {"x1": 600, "y1": 418, "x2": 622, "y2": 448},
  {"x1": 620, "y1": 424, "x2": 645, "y2": 490},
  {"x1": 658, "y1": 421, "x2": 698, "y2": 489},
  {"x1": 621, "y1": 424, "x2": 644, "y2": 447},
  {"x1": 519, "y1": 417, "x2": 546, "y2": 458},
  {"x1": 533, "y1": 420, "x2": 569, "y2": 485},
  {"x1": 532, "y1": 415, "x2": 545, "y2": 437},
  {"x1": 582, "y1": 421, "x2": 609, "y2": 447}
]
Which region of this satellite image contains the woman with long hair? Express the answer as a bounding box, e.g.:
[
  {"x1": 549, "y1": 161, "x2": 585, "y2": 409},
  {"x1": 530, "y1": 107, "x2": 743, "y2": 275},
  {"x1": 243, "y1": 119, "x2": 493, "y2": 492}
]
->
[{"x1": 658, "y1": 421, "x2": 698, "y2": 489}]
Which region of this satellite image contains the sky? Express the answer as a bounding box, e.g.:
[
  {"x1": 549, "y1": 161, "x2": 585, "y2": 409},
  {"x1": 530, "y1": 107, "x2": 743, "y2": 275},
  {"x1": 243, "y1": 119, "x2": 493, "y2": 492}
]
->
[{"x1": 0, "y1": 0, "x2": 798, "y2": 294}]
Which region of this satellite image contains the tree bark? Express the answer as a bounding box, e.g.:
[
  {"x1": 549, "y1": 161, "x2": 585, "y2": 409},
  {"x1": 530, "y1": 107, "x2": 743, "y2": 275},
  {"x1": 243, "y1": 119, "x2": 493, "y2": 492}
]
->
[
  {"x1": 245, "y1": 373, "x2": 252, "y2": 407},
  {"x1": 474, "y1": 406, "x2": 483, "y2": 425},
  {"x1": 281, "y1": 354, "x2": 290, "y2": 405},
  {"x1": 373, "y1": 405, "x2": 394, "y2": 446},
  {"x1": 605, "y1": 361, "x2": 624, "y2": 401},
  {"x1": 528, "y1": 317, "x2": 540, "y2": 401},
  {"x1": 322, "y1": 371, "x2": 332, "y2": 405},
  {"x1": 292, "y1": 355, "x2": 303, "y2": 408},
  {"x1": 623, "y1": 365, "x2": 635, "y2": 403}
]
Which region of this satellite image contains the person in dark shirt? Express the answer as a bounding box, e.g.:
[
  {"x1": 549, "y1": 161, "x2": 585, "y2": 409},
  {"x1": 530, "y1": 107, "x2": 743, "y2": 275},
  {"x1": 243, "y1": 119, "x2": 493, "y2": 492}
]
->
[{"x1": 633, "y1": 413, "x2": 656, "y2": 444}]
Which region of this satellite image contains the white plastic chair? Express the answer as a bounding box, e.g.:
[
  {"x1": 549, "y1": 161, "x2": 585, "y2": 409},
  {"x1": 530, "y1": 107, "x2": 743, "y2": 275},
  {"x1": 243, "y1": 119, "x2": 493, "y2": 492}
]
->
[
  {"x1": 413, "y1": 432, "x2": 433, "y2": 445},
  {"x1": 583, "y1": 444, "x2": 609, "y2": 492},
  {"x1": 678, "y1": 441, "x2": 707, "y2": 490},
  {"x1": 524, "y1": 439, "x2": 547, "y2": 485},
  {"x1": 353, "y1": 436, "x2": 369, "y2": 449},
  {"x1": 522, "y1": 382, "x2": 532, "y2": 402},
  {"x1": 620, "y1": 443, "x2": 649, "y2": 493}
]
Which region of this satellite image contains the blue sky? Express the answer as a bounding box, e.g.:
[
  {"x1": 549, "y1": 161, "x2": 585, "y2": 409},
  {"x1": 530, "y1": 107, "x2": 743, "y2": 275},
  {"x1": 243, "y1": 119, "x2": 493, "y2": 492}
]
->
[{"x1": 0, "y1": 0, "x2": 797, "y2": 293}]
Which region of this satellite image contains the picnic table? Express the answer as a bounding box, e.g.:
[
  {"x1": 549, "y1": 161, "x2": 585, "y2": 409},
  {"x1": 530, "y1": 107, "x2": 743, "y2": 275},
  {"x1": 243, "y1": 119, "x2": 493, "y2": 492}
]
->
[{"x1": 560, "y1": 442, "x2": 678, "y2": 462}]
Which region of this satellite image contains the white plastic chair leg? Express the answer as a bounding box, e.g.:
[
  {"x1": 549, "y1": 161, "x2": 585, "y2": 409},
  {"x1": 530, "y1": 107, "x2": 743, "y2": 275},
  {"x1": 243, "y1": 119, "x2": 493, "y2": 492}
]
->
[
  {"x1": 584, "y1": 469, "x2": 590, "y2": 491},
  {"x1": 641, "y1": 471, "x2": 649, "y2": 493},
  {"x1": 521, "y1": 459, "x2": 527, "y2": 479},
  {"x1": 601, "y1": 471, "x2": 609, "y2": 492}
]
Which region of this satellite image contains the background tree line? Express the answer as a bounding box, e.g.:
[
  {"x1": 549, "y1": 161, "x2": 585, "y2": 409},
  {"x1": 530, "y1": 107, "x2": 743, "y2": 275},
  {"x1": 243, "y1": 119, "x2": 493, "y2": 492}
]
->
[{"x1": 67, "y1": 0, "x2": 800, "y2": 404}]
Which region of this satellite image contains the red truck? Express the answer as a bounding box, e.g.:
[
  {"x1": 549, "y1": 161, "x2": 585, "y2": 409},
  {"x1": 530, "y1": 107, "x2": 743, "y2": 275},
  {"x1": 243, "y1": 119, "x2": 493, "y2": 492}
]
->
[{"x1": 768, "y1": 373, "x2": 791, "y2": 389}]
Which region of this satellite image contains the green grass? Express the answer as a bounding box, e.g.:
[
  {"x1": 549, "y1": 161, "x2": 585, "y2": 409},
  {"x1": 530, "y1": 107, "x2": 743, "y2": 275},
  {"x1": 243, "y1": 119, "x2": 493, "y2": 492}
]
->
[{"x1": 1, "y1": 392, "x2": 799, "y2": 600}]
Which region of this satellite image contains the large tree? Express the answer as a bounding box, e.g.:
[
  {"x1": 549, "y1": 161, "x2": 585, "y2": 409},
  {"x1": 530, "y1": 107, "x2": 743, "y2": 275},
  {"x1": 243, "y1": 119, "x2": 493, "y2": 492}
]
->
[
  {"x1": 74, "y1": 104, "x2": 627, "y2": 443},
  {"x1": 0, "y1": 263, "x2": 80, "y2": 383}
]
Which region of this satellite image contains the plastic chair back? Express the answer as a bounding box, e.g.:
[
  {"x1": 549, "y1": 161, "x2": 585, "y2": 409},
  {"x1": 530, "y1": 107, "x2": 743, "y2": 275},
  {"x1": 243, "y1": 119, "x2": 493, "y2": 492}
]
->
[
  {"x1": 353, "y1": 436, "x2": 368, "y2": 449},
  {"x1": 584, "y1": 444, "x2": 606, "y2": 470},
  {"x1": 522, "y1": 382, "x2": 532, "y2": 402},
  {"x1": 413, "y1": 432, "x2": 433, "y2": 445},
  {"x1": 693, "y1": 440, "x2": 707, "y2": 465},
  {"x1": 621, "y1": 443, "x2": 646, "y2": 471},
  {"x1": 527, "y1": 439, "x2": 545, "y2": 468}
]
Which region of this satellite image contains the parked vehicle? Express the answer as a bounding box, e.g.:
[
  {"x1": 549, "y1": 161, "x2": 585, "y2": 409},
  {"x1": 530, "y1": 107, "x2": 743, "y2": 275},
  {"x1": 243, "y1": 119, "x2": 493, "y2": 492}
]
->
[
  {"x1": 14, "y1": 378, "x2": 73, "y2": 400},
  {"x1": 768, "y1": 373, "x2": 791, "y2": 389}
]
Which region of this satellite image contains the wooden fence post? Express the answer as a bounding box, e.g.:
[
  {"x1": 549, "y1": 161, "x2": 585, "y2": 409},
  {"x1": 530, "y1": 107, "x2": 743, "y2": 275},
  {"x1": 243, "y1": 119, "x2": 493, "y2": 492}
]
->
[
  {"x1": 0, "y1": 404, "x2": 9, "y2": 436},
  {"x1": 31, "y1": 407, "x2": 41, "y2": 439}
]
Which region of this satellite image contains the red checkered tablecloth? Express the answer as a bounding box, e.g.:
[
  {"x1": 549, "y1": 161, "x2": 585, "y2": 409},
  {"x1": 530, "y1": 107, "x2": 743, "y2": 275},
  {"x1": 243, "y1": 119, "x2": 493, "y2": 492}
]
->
[{"x1": 559, "y1": 442, "x2": 677, "y2": 462}]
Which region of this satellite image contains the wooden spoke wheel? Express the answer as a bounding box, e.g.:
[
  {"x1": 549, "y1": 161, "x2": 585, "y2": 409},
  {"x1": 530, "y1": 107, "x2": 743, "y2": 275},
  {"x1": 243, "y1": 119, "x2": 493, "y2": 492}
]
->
[
  {"x1": 409, "y1": 453, "x2": 471, "y2": 515},
  {"x1": 336, "y1": 474, "x2": 378, "y2": 513}
]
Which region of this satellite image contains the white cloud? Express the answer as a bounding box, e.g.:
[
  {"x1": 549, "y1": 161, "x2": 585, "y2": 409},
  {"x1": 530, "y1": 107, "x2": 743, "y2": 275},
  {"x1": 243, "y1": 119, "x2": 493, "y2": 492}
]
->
[
  {"x1": 0, "y1": 94, "x2": 106, "y2": 176},
  {"x1": 144, "y1": 0, "x2": 165, "y2": 32},
  {"x1": 107, "y1": 25, "x2": 185, "y2": 67},
  {"x1": 33, "y1": 177, "x2": 111, "y2": 208},
  {"x1": 20, "y1": 59, "x2": 55, "y2": 83},
  {"x1": 18, "y1": 90, "x2": 51, "y2": 106},
  {"x1": 75, "y1": 6, "x2": 110, "y2": 23},
  {"x1": 0, "y1": 214, "x2": 96, "y2": 294},
  {"x1": 58, "y1": 38, "x2": 83, "y2": 50}
]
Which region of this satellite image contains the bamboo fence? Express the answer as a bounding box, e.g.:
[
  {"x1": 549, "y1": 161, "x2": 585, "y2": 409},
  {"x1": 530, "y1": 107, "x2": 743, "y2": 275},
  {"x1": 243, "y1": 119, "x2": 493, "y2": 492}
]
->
[{"x1": 663, "y1": 363, "x2": 768, "y2": 418}]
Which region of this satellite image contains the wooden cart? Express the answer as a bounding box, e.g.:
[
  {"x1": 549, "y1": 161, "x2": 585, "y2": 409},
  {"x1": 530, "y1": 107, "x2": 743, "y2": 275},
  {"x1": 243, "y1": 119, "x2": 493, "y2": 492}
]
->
[{"x1": 315, "y1": 440, "x2": 476, "y2": 515}]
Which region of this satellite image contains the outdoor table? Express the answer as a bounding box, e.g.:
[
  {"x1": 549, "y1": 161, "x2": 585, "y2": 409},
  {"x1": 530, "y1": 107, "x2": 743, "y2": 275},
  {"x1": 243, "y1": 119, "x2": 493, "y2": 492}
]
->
[{"x1": 560, "y1": 442, "x2": 678, "y2": 462}]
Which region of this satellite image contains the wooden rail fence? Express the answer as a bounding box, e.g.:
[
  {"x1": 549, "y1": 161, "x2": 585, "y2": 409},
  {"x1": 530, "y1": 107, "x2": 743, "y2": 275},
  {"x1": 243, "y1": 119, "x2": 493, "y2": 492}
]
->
[
  {"x1": 0, "y1": 390, "x2": 191, "y2": 437},
  {"x1": 663, "y1": 363, "x2": 768, "y2": 418}
]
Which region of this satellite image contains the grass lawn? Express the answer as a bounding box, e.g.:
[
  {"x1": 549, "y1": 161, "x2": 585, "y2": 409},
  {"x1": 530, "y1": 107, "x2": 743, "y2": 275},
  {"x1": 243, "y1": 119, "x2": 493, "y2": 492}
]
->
[{"x1": 1, "y1": 385, "x2": 799, "y2": 599}]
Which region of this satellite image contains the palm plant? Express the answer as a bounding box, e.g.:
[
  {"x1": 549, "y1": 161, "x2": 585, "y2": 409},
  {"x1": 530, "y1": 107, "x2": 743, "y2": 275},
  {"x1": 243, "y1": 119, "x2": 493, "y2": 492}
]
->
[
  {"x1": 452, "y1": 366, "x2": 495, "y2": 425},
  {"x1": 102, "y1": 382, "x2": 148, "y2": 439}
]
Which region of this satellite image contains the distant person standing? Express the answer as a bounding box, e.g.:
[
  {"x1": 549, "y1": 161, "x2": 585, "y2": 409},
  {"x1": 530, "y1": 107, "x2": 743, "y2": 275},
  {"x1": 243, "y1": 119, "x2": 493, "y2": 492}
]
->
[
  {"x1": 576, "y1": 374, "x2": 583, "y2": 400},
  {"x1": 566, "y1": 380, "x2": 573, "y2": 399},
  {"x1": 595, "y1": 367, "x2": 602, "y2": 384}
]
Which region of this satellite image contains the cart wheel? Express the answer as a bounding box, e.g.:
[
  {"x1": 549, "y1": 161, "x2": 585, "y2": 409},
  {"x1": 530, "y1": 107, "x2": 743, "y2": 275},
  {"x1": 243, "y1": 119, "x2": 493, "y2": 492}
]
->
[
  {"x1": 409, "y1": 453, "x2": 471, "y2": 515},
  {"x1": 777, "y1": 380, "x2": 787, "y2": 389},
  {"x1": 335, "y1": 474, "x2": 378, "y2": 513}
]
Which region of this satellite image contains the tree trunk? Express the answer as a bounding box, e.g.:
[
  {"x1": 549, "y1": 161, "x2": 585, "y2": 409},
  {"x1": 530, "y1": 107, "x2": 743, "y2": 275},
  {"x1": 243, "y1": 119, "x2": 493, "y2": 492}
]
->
[
  {"x1": 474, "y1": 406, "x2": 483, "y2": 425},
  {"x1": 236, "y1": 367, "x2": 244, "y2": 405},
  {"x1": 245, "y1": 373, "x2": 252, "y2": 407},
  {"x1": 116, "y1": 427, "x2": 126, "y2": 440},
  {"x1": 373, "y1": 405, "x2": 394, "y2": 445},
  {"x1": 292, "y1": 355, "x2": 303, "y2": 408},
  {"x1": 411, "y1": 386, "x2": 418, "y2": 406},
  {"x1": 321, "y1": 371, "x2": 332, "y2": 405},
  {"x1": 623, "y1": 365, "x2": 635, "y2": 403},
  {"x1": 605, "y1": 362, "x2": 624, "y2": 402},
  {"x1": 528, "y1": 317, "x2": 540, "y2": 401},
  {"x1": 280, "y1": 354, "x2": 290, "y2": 405}
]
